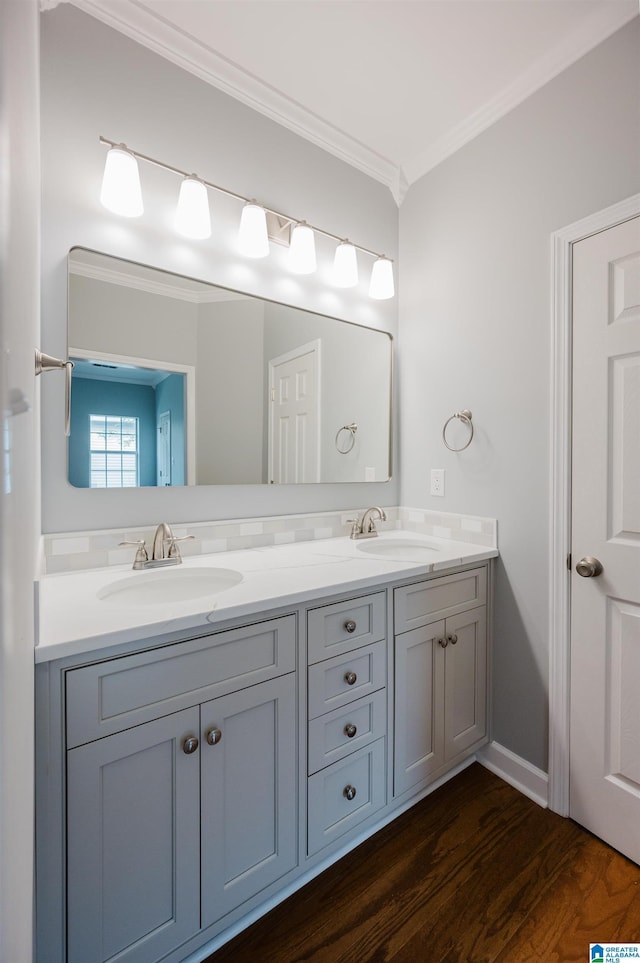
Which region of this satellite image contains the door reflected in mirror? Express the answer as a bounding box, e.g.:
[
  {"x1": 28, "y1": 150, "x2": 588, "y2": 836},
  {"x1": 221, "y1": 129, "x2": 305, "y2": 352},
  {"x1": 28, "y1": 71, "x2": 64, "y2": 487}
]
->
[{"x1": 67, "y1": 248, "x2": 393, "y2": 488}]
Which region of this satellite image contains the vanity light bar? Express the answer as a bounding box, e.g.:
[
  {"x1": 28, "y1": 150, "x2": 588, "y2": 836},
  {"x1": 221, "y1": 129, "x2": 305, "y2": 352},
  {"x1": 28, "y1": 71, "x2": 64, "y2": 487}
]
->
[{"x1": 98, "y1": 136, "x2": 395, "y2": 299}]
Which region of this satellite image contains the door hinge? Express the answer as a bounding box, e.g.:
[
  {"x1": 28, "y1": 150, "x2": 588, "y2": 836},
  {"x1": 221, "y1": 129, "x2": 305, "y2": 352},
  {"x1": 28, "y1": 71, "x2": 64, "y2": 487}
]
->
[
  {"x1": 270, "y1": 388, "x2": 275, "y2": 402},
  {"x1": 566, "y1": 552, "x2": 572, "y2": 571}
]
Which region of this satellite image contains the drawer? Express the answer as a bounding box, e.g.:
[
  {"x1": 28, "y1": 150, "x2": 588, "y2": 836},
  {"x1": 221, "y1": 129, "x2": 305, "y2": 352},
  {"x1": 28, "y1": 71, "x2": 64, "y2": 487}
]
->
[
  {"x1": 394, "y1": 567, "x2": 487, "y2": 634},
  {"x1": 66, "y1": 615, "x2": 296, "y2": 748},
  {"x1": 307, "y1": 640, "x2": 386, "y2": 720},
  {"x1": 308, "y1": 689, "x2": 386, "y2": 775},
  {"x1": 307, "y1": 592, "x2": 386, "y2": 664},
  {"x1": 307, "y1": 738, "x2": 386, "y2": 855}
]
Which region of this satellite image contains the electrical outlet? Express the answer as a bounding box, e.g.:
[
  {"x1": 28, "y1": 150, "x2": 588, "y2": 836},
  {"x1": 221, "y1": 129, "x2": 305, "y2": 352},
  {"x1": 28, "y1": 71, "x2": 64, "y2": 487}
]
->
[{"x1": 430, "y1": 468, "x2": 445, "y2": 497}]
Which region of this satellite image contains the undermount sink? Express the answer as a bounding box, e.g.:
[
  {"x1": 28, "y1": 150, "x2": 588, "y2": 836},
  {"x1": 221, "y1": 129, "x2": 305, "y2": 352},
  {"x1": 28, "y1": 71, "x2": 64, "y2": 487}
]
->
[
  {"x1": 97, "y1": 566, "x2": 243, "y2": 605},
  {"x1": 356, "y1": 538, "x2": 441, "y2": 560}
]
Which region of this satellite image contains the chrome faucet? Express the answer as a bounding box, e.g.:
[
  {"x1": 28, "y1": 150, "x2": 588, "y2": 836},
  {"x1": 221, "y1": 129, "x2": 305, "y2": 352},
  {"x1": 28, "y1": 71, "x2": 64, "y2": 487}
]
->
[
  {"x1": 348, "y1": 506, "x2": 387, "y2": 540},
  {"x1": 120, "y1": 522, "x2": 195, "y2": 569},
  {"x1": 152, "y1": 522, "x2": 174, "y2": 562}
]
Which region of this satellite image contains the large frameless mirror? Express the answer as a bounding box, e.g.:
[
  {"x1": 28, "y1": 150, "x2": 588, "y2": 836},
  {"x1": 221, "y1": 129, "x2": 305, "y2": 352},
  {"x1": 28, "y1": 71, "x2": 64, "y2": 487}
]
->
[{"x1": 67, "y1": 248, "x2": 392, "y2": 488}]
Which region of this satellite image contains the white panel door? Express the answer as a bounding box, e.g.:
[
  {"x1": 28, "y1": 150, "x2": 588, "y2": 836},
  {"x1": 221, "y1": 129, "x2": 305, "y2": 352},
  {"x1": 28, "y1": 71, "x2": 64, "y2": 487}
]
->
[
  {"x1": 269, "y1": 340, "x2": 320, "y2": 484},
  {"x1": 570, "y1": 215, "x2": 640, "y2": 864}
]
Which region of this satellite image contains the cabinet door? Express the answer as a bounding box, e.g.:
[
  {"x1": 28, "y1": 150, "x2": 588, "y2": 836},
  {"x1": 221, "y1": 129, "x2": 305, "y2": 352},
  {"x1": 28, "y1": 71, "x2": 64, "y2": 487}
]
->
[
  {"x1": 67, "y1": 708, "x2": 200, "y2": 963},
  {"x1": 444, "y1": 606, "x2": 487, "y2": 760},
  {"x1": 201, "y1": 674, "x2": 297, "y2": 928},
  {"x1": 393, "y1": 620, "x2": 445, "y2": 796}
]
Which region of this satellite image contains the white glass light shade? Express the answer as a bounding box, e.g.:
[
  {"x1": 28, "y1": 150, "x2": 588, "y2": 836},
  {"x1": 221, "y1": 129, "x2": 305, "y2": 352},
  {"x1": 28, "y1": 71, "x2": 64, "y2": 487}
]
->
[
  {"x1": 369, "y1": 256, "x2": 395, "y2": 300},
  {"x1": 175, "y1": 176, "x2": 211, "y2": 239},
  {"x1": 332, "y1": 241, "x2": 358, "y2": 288},
  {"x1": 100, "y1": 145, "x2": 143, "y2": 217},
  {"x1": 288, "y1": 221, "x2": 316, "y2": 275},
  {"x1": 238, "y1": 201, "x2": 269, "y2": 258}
]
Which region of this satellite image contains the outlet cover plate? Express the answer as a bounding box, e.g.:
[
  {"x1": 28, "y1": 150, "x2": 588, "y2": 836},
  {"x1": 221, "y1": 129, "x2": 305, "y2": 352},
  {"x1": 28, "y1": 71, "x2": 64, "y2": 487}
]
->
[{"x1": 430, "y1": 468, "x2": 445, "y2": 496}]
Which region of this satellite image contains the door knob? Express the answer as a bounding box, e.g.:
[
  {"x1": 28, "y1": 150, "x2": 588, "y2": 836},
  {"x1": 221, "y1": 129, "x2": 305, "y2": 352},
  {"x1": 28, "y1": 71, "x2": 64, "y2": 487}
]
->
[{"x1": 576, "y1": 556, "x2": 603, "y2": 578}]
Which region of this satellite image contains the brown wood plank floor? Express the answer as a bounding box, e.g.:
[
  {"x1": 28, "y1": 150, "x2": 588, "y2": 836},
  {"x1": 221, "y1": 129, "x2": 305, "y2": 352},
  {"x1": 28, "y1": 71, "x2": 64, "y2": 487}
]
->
[{"x1": 203, "y1": 764, "x2": 640, "y2": 963}]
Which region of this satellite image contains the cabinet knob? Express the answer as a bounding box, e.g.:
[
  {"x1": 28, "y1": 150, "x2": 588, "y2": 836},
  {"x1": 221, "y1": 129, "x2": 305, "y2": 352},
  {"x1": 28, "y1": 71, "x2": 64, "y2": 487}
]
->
[
  {"x1": 447, "y1": 633, "x2": 458, "y2": 645},
  {"x1": 344, "y1": 671, "x2": 358, "y2": 686},
  {"x1": 206, "y1": 728, "x2": 222, "y2": 746},
  {"x1": 344, "y1": 723, "x2": 357, "y2": 738},
  {"x1": 182, "y1": 736, "x2": 199, "y2": 754},
  {"x1": 438, "y1": 637, "x2": 448, "y2": 648},
  {"x1": 343, "y1": 785, "x2": 357, "y2": 801},
  {"x1": 344, "y1": 619, "x2": 357, "y2": 634}
]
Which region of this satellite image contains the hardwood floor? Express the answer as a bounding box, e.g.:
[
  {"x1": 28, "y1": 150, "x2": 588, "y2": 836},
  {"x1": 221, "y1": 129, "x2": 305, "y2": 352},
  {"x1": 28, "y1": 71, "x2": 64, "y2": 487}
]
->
[{"x1": 204, "y1": 763, "x2": 640, "y2": 963}]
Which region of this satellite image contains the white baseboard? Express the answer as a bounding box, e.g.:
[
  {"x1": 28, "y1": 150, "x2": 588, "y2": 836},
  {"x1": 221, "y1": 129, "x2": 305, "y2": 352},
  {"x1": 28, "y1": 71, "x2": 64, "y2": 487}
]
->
[{"x1": 477, "y1": 741, "x2": 549, "y2": 809}]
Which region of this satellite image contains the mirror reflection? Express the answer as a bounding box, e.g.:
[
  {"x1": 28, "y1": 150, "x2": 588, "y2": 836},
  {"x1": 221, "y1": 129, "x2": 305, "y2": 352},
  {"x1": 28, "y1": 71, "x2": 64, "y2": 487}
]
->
[{"x1": 67, "y1": 248, "x2": 392, "y2": 488}]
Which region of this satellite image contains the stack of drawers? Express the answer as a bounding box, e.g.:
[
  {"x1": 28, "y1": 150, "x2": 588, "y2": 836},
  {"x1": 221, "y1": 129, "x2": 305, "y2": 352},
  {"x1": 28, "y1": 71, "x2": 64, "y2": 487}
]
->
[{"x1": 306, "y1": 592, "x2": 387, "y2": 855}]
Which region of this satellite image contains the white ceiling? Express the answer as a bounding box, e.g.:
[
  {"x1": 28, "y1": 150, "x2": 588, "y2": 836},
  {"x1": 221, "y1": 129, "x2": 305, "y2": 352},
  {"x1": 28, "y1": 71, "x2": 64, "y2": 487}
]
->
[{"x1": 63, "y1": 0, "x2": 638, "y2": 202}]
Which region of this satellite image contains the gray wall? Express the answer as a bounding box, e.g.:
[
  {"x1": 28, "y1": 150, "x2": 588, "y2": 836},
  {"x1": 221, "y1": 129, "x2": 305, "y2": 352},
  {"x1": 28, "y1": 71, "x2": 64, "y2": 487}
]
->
[
  {"x1": 196, "y1": 299, "x2": 265, "y2": 484},
  {"x1": 40, "y1": 5, "x2": 398, "y2": 532},
  {"x1": 398, "y1": 19, "x2": 640, "y2": 771},
  {"x1": 69, "y1": 274, "x2": 199, "y2": 363}
]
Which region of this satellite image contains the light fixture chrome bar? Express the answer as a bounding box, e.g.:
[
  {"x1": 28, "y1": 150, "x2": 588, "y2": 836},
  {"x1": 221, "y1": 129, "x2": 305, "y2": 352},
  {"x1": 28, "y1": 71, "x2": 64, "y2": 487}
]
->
[{"x1": 99, "y1": 136, "x2": 392, "y2": 263}]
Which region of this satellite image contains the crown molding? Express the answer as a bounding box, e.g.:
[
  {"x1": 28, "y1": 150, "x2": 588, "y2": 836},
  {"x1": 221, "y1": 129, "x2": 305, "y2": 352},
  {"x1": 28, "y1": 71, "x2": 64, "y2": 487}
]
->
[
  {"x1": 403, "y1": 4, "x2": 638, "y2": 185},
  {"x1": 64, "y1": 0, "x2": 403, "y2": 203},
  {"x1": 69, "y1": 258, "x2": 246, "y2": 303}
]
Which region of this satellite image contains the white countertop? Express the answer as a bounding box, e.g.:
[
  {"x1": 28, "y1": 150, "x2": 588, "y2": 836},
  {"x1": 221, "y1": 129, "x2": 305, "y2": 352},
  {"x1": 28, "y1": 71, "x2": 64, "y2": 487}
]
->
[{"x1": 35, "y1": 531, "x2": 498, "y2": 663}]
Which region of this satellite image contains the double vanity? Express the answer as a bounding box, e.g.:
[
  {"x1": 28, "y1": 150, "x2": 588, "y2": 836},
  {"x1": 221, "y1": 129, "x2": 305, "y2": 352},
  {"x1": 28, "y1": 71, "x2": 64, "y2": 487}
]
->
[{"x1": 35, "y1": 522, "x2": 497, "y2": 963}]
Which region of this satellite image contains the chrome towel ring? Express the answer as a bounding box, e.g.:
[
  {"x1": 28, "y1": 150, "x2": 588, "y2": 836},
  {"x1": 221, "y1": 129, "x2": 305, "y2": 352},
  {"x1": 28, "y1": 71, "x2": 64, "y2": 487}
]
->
[
  {"x1": 443, "y1": 409, "x2": 474, "y2": 451},
  {"x1": 335, "y1": 423, "x2": 358, "y2": 453}
]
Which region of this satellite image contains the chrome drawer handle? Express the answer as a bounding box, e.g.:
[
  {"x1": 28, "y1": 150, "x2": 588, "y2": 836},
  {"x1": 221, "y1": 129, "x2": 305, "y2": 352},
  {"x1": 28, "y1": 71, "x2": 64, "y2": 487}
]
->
[
  {"x1": 447, "y1": 633, "x2": 458, "y2": 645},
  {"x1": 343, "y1": 785, "x2": 357, "y2": 801},
  {"x1": 344, "y1": 724, "x2": 357, "y2": 738},
  {"x1": 344, "y1": 619, "x2": 357, "y2": 633},
  {"x1": 438, "y1": 637, "x2": 448, "y2": 648},
  {"x1": 206, "y1": 728, "x2": 222, "y2": 746},
  {"x1": 182, "y1": 736, "x2": 199, "y2": 755},
  {"x1": 344, "y1": 671, "x2": 357, "y2": 686}
]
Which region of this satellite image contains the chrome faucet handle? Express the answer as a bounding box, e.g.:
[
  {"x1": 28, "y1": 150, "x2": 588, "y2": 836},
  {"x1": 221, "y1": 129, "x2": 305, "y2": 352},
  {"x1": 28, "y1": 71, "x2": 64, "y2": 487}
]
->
[
  {"x1": 346, "y1": 516, "x2": 361, "y2": 539},
  {"x1": 119, "y1": 540, "x2": 149, "y2": 570},
  {"x1": 166, "y1": 534, "x2": 196, "y2": 560}
]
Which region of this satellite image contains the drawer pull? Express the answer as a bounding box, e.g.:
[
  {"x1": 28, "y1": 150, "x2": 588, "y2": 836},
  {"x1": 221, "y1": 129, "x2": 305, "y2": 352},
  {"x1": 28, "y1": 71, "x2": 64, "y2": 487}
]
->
[
  {"x1": 182, "y1": 736, "x2": 199, "y2": 755},
  {"x1": 206, "y1": 728, "x2": 222, "y2": 746},
  {"x1": 447, "y1": 633, "x2": 458, "y2": 645},
  {"x1": 344, "y1": 723, "x2": 357, "y2": 738},
  {"x1": 344, "y1": 671, "x2": 358, "y2": 686},
  {"x1": 344, "y1": 619, "x2": 357, "y2": 634},
  {"x1": 343, "y1": 784, "x2": 357, "y2": 801},
  {"x1": 438, "y1": 637, "x2": 448, "y2": 648}
]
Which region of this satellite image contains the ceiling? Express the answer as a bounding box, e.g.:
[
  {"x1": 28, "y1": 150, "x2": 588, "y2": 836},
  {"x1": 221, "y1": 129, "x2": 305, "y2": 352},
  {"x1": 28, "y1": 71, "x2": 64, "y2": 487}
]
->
[{"x1": 61, "y1": 0, "x2": 637, "y2": 202}]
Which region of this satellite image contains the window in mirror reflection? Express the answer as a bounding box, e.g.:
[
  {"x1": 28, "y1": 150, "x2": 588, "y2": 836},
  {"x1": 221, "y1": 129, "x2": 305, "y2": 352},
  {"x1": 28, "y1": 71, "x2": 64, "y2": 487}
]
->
[
  {"x1": 68, "y1": 359, "x2": 187, "y2": 488},
  {"x1": 89, "y1": 414, "x2": 139, "y2": 488}
]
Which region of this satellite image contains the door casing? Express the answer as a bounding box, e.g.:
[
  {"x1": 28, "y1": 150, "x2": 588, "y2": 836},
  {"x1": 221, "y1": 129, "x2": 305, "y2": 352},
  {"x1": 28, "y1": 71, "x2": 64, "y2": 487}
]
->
[{"x1": 548, "y1": 192, "x2": 640, "y2": 815}]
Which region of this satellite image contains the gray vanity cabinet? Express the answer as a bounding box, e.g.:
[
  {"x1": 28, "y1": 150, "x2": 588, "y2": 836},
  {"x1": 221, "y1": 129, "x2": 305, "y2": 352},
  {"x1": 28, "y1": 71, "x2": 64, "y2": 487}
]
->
[
  {"x1": 38, "y1": 564, "x2": 493, "y2": 963},
  {"x1": 393, "y1": 568, "x2": 488, "y2": 797},
  {"x1": 67, "y1": 707, "x2": 201, "y2": 963}
]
